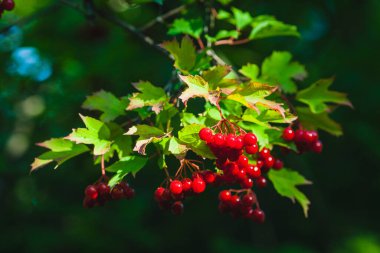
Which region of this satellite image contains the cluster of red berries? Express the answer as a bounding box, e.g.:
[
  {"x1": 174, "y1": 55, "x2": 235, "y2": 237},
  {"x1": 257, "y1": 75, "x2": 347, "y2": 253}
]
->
[
  {"x1": 154, "y1": 172, "x2": 213, "y2": 215},
  {"x1": 218, "y1": 190, "x2": 265, "y2": 223},
  {"x1": 282, "y1": 127, "x2": 323, "y2": 153},
  {"x1": 83, "y1": 180, "x2": 135, "y2": 208},
  {"x1": 0, "y1": 0, "x2": 15, "y2": 18},
  {"x1": 199, "y1": 128, "x2": 283, "y2": 187}
]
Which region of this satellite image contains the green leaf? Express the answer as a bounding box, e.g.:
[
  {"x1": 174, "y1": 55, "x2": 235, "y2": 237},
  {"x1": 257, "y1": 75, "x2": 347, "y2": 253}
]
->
[
  {"x1": 249, "y1": 15, "x2": 300, "y2": 40},
  {"x1": 217, "y1": 10, "x2": 231, "y2": 20},
  {"x1": 179, "y1": 75, "x2": 219, "y2": 106},
  {"x1": 238, "y1": 122, "x2": 269, "y2": 147},
  {"x1": 296, "y1": 78, "x2": 352, "y2": 113},
  {"x1": 127, "y1": 81, "x2": 167, "y2": 114},
  {"x1": 168, "y1": 18, "x2": 203, "y2": 39},
  {"x1": 261, "y1": 51, "x2": 307, "y2": 94},
  {"x1": 227, "y1": 82, "x2": 286, "y2": 118},
  {"x1": 178, "y1": 124, "x2": 215, "y2": 159},
  {"x1": 163, "y1": 137, "x2": 188, "y2": 159},
  {"x1": 31, "y1": 138, "x2": 89, "y2": 171},
  {"x1": 242, "y1": 106, "x2": 297, "y2": 126},
  {"x1": 202, "y1": 65, "x2": 231, "y2": 88},
  {"x1": 82, "y1": 90, "x2": 128, "y2": 122},
  {"x1": 180, "y1": 112, "x2": 206, "y2": 126},
  {"x1": 239, "y1": 63, "x2": 260, "y2": 80},
  {"x1": 296, "y1": 106, "x2": 343, "y2": 136},
  {"x1": 155, "y1": 103, "x2": 179, "y2": 127},
  {"x1": 65, "y1": 115, "x2": 112, "y2": 155},
  {"x1": 106, "y1": 156, "x2": 148, "y2": 187},
  {"x1": 161, "y1": 37, "x2": 196, "y2": 73},
  {"x1": 125, "y1": 124, "x2": 166, "y2": 155},
  {"x1": 268, "y1": 169, "x2": 312, "y2": 217},
  {"x1": 231, "y1": 7, "x2": 253, "y2": 30}
]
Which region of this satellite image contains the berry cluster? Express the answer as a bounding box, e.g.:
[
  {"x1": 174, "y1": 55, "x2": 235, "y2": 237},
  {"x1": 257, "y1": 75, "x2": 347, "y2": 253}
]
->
[
  {"x1": 282, "y1": 127, "x2": 323, "y2": 153},
  {"x1": 218, "y1": 190, "x2": 265, "y2": 223},
  {"x1": 154, "y1": 171, "x2": 212, "y2": 215},
  {"x1": 83, "y1": 180, "x2": 135, "y2": 208},
  {"x1": 0, "y1": 0, "x2": 15, "y2": 18}
]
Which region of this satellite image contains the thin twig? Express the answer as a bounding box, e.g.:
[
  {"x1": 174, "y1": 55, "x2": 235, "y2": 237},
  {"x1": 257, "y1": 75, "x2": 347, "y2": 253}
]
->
[
  {"x1": 140, "y1": 5, "x2": 185, "y2": 31},
  {"x1": 214, "y1": 38, "x2": 251, "y2": 46}
]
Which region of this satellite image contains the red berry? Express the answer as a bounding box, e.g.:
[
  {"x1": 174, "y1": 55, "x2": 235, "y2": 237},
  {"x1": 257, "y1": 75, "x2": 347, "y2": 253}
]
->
[
  {"x1": 244, "y1": 133, "x2": 257, "y2": 146},
  {"x1": 97, "y1": 183, "x2": 110, "y2": 196},
  {"x1": 111, "y1": 186, "x2": 124, "y2": 200},
  {"x1": 294, "y1": 129, "x2": 305, "y2": 143},
  {"x1": 233, "y1": 136, "x2": 244, "y2": 149},
  {"x1": 304, "y1": 131, "x2": 317, "y2": 143},
  {"x1": 181, "y1": 178, "x2": 193, "y2": 192},
  {"x1": 213, "y1": 133, "x2": 225, "y2": 147},
  {"x1": 282, "y1": 127, "x2": 295, "y2": 141},
  {"x1": 245, "y1": 143, "x2": 258, "y2": 154},
  {"x1": 154, "y1": 187, "x2": 166, "y2": 202},
  {"x1": 273, "y1": 159, "x2": 283, "y2": 170},
  {"x1": 199, "y1": 127, "x2": 213, "y2": 142},
  {"x1": 312, "y1": 140, "x2": 323, "y2": 153},
  {"x1": 251, "y1": 209, "x2": 265, "y2": 223},
  {"x1": 85, "y1": 185, "x2": 98, "y2": 200},
  {"x1": 225, "y1": 134, "x2": 236, "y2": 149},
  {"x1": 124, "y1": 187, "x2": 135, "y2": 199},
  {"x1": 246, "y1": 165, "x2": 261, "y2": 178},
  {"x1": 171, "y1": 201, "x2": 184, "y2": 215},
  {"x1": 256, "y1": 177, "x2": 267, "y2": 188},
  {"x1": 264, "y1": 155, "x2": 275, "y2": 168},
  {"x1": 227, "y1": 149, "x2": 241, "y2": 161},
  {"x1": 242, "y1": 193, "x2": 256, "y2": 206},
  {"x1": 259, "y1": 148, "x2": 271, "y2": 159},
  {"x1": 241, "y1": 177, "x2": 253, "y2": 188},
  {"x1": 203, "y1": 171, "x2": 216, "y2": 184},
  {"x1": 1, "y1": 0, "x2": 15, "y2": 11},
  {"x1": 229, "y1": 195, "x2": 241, "y2": 207},
  {"x1": 219, "y1": 190, "x2": 232, "y2": 202},
  {"x1": 237, "y1": 155, "x2": 249, "y2": 168},
  {"x1": 256, "y1": 160, "x2": 264, "y2": 168},
  {"x1": 192, "y1": 177, "x2": 206, "y2": 193},
  {"x1": 169, "y1": 180, "x2": 183, "y2": 195},
  {"x1": 83, "y1": 197, "x2": 96, "y2": 208}
]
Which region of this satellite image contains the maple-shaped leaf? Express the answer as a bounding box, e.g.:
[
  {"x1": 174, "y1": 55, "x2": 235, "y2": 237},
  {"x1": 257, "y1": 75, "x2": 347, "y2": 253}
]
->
[
  {"x1": 106, "y1": 156, "x2": 148, "y2": 187},
  {"x1": 168, "y1": 18, "x2": 203, "y2": 39},
  {"x1": 296, "y1": 106, "x2": 343, "y2": 136},
  {"x1": 261, "y1": 51, "x2": 307, "y2": 94},
  {"x1": 179, "y1": 75, "x2": 220, "y2": 106},
  {"x1": 126, "y1": 81, "x2": 167, "y2": 114},
  {"x1": 65, "y1": 115, "x2": 112, "y2": 155},
  {"x1": 296, "y1": 78, "x2": 352, "y2": 113},
  {"x1": 268, "y1": 168, "x2": 312, "y2": 217},
  {"x1": 31, "y1": 138, "x2": 89, "y2": 172},
  {"x1": 231, "y1": 7, "x2": 253, "y2": 30},
  {"x1": 82, "y1": 90, "x2": 128, "y2": 122},
  {"x1": 239, "y1": 63, "x2": 260, "y2": 80},
  {"x1": 125, "y1": 125, "x2": 167, "y2": 155},
  {"x1": 161, "y1": 37, "x2": 196, "y2": 73},
  {"x1": 249, "y1": 15, "x2": 300, "y2": 40},
  {"x1": 202, "y1": 65, "x2": 232, "y2": 89},
  {"x1": 158, "y1": 137, "x2": 189, "y2": 159},
  {"x1": 227, "y1": 82, "x2": 286, "y2": 118}
]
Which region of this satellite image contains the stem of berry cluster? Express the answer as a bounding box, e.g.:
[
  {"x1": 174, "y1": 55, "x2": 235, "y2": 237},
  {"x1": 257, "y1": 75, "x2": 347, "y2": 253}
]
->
[{"x1": 101, "y1": 154, "x2": 105, "y2": 176}]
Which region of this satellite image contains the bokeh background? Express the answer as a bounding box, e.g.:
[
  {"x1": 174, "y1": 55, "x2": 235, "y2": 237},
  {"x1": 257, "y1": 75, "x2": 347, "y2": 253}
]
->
[{"x1": 1, "y1": 0, "x2": 380, "y2": 252}]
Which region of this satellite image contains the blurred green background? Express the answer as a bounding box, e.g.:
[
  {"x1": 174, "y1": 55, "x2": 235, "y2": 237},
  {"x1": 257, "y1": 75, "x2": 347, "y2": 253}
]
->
[{"x1": 1, "y1": 0, "x2": 380, "y2": 252}]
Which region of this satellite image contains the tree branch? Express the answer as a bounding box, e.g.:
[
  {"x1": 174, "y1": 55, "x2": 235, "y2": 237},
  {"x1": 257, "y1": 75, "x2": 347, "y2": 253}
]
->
[
  {"x1": 60, "y1": 0, "x2": 169, "y2": 57},
  {"x1": 140, "y1": 5, "x2": 185, "y2": 31}
]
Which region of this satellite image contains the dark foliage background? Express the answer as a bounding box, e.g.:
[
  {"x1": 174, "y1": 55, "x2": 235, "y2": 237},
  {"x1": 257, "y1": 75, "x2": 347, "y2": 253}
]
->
[{"x1": 1, "y1": 0, "x2": 380, "y2": 252}]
